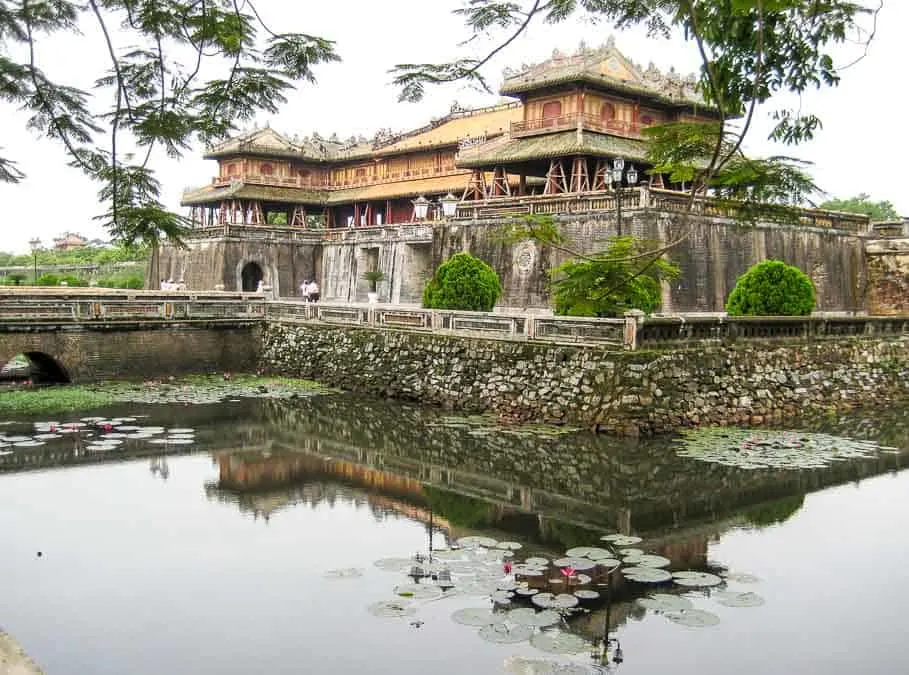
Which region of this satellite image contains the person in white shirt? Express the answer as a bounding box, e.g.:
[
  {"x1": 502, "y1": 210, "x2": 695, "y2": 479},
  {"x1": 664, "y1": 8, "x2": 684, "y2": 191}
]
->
[
  {"x1": 307, "y1": 280, "x2": 320, "y2": 302},
  {"x1": 300, "y1": 279, "x2": 311, "y2": 301}
]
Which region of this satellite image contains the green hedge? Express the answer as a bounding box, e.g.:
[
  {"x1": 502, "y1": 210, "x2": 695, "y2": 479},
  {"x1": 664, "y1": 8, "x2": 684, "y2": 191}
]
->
[
  {"x1": 422, "y1": 252, "x2": 501, "y2": 312},
  {"x1": 727, "y1": 260, "x2": 816, "y2": 316}
]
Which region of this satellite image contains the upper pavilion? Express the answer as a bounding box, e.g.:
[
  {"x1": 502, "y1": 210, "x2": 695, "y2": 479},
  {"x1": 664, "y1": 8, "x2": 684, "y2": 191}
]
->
[{"x1": 181, "y1": 38, "x2": 719, "y2": 228}]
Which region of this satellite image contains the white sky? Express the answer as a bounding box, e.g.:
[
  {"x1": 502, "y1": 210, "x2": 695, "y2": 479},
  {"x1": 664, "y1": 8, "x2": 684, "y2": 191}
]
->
[{"x1": 0, "y1": 0, "x2": 904, "y2": 253}]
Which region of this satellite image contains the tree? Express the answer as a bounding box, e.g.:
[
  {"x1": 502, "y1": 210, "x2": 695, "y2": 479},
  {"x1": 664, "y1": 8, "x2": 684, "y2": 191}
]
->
[
  {"x1": 552, "y1": 235, "x2": 679, "y2": 317},
  {"x1": 819, "y1": 194, "x2": 900, "y2": 222},
  {"x1": 726, "y1": 260, "x2": 816, "y2": 316},
  {"x1": 393, "y1": 1, "x2": 878, "y2": 309},
  {"x1": 394, "y1": 1, "x2": 879, "y2": 229},
  {"x1": 423, "y1": 252, "x2": 501, "y2": 312},
  {"x1": 0, "y1": 0, "x2": 338, "y2": 249}
]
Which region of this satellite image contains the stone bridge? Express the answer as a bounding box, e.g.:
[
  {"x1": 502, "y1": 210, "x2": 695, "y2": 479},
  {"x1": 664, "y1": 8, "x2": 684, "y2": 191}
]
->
[{"x1": 0, "y1": 289, "x2": 264, "y2": 382}]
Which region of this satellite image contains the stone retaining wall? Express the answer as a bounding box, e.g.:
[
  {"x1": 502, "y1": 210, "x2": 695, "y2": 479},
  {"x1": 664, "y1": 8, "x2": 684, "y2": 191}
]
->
[{"x1": 261, "y1": 322, "x2": 909, "y2": 435}]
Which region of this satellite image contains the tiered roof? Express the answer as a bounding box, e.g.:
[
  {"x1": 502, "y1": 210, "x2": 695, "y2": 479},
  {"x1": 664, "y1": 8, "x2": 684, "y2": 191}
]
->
[
  {"x1": 500, "y1": 36, "x2": 715, "y2": 114},
  {"x1": 203, "y1": 102, "x2": 522, "y2": 163}
]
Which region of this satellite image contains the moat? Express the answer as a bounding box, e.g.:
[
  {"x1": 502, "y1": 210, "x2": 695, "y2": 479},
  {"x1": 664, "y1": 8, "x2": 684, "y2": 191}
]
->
[{"x1": 1, "y1": 394, "x2": 908, "y2": 674}]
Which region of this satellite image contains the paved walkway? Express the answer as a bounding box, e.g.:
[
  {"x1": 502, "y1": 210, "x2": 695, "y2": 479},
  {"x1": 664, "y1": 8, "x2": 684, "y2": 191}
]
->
[{"x1": 0, "y1": 632, "x2": 44, "y2": 675}]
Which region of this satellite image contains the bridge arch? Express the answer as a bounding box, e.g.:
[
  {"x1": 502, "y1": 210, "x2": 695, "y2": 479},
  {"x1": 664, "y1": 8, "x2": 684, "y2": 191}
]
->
[{"x1": 1, "y1": 351, "x2": 71, "y2": 384}]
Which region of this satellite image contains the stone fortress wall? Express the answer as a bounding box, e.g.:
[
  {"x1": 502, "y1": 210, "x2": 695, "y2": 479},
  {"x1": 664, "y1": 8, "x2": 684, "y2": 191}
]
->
[
  {"x1": 154, "y1": 208, "x2": 902, "y2": 314},
  {"x1": 260, "y1": 321, "x2": 909, "y2": 436}
]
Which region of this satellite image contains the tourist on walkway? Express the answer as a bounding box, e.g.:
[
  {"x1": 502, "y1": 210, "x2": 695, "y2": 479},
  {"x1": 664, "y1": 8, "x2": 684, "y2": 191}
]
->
[
  {"x1": 300, "y1": 279, "x2": 311, "y2": 301},
  {"x1": 307, "y1": 279, "x2": 320, "y2": 302}
]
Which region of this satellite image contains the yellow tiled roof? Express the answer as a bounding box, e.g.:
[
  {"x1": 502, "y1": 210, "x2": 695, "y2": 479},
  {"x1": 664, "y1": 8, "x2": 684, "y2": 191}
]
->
[
  {"x1": 338, "y1": 104, "x2": 523, "y2": 159},
  {"x1": 326, "y1": 174, "x2": 472, "y2": 203}
]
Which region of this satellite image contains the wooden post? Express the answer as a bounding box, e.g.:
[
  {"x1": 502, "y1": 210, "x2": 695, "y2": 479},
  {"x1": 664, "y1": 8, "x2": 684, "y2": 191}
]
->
[
  {"x1": 544, "y1": 159, "x2": 568, "y2": 195},
  {"x1": 518, "y1": 174, "x2": 527, "y2": 196},
  {"x1": 385, "y1": 199, "x2": 392, "y2": 225},
  {"x1": 462, "y1": 169, "x2": 487, "y2": 201},
  {"x1": 353, "y1": 203, "x2": 360, "y2": 228},
  {"x1": 570, "y1": 156, "x2": 590, "y2": 193},
  {"x1": 491, "y1": 166, "x2": 510, "y2": 197}
]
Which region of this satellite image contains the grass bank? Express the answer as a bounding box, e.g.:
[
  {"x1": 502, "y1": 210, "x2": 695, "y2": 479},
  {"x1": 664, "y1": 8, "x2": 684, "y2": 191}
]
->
[{"x1": 0, "y1": 374, "x2": 334, "y2": 416}]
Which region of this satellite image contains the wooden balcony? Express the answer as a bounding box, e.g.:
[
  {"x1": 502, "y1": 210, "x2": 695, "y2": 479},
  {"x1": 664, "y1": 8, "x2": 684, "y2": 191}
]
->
[{"x1": 510, "y1": 113, "x2": 642, "y2": 139}]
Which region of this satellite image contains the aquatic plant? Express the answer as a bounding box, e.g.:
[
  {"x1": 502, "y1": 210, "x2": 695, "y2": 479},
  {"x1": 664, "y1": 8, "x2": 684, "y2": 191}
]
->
[{"x1": 674, "y1": 428, "x2": 898, "y2": 470}]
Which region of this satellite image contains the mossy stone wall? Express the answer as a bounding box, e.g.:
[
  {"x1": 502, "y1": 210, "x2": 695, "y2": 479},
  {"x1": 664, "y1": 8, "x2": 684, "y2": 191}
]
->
[{"x1": 261, "y1": 322, "x2": 909, "y2": 435}]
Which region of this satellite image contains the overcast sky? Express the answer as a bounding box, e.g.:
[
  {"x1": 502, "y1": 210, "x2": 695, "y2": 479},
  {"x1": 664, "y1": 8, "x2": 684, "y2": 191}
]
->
[{"x1": 0, "y1": 0, "x2": 903, "y2": 253}]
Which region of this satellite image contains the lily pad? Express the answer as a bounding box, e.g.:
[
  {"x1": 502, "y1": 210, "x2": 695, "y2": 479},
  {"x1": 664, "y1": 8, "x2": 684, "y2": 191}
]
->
[
  {"x1": 491, "y1": 590, "x2": 514, "y2": 604},
  {"x1": 637, "y1": 594, "x2": 695, "y2": 612},
  {"x1": 611, "y1": 535, "x2": 643, "y2": 546},
  {"x1": 373, "y1": 557, "x2": 414, "y2": 572},
  {"x1": 496, "y1": 541, "x2": 523, "y2": 551},
  {"x1": 395, "y1": 583, "x2": 443, "y2": 600},
  {"x1": 674, "y1": 428, "x2": 893, "y2": 470},
  {"x1": 479, "y1": 623, "x2": 533, "y2": 644},
  {"x1": 14, "y1": 440, "x2": 45, "y2": 447},
  {"x1": 451, "y1": 607, "x2": 498, "y2": 626},
  {"x1": 512, "y1": 565, "x2": 544, "y2": 577},
  {"x1": 663, "y1": 608, "x2": 721, "y2": 627},
  {"x1": 672, "y1": 571, "x2": 723, "y2": 587},
  {"x1": 618, "y1": 548, "x2": 644, "y2": 557},
  {"x1": 515, "y1": 588, "x2": 540, "y2": 597},
  {"x1": 503, "y1": 657, "x2": 599, "y2": 675},
  {"x1": 368, "y1": 600, "x2": 416, "y2": 618},
  {"x1": 457, "y1": 536, "x2": 498, "y2": 549},
  {"x1": 721, "y1": 572, "x2": 761, "y2": 583},
  {"x1": 573, "y1": 590, "x2": 600, "y2": 600},
  {"x1": 636, "y1": 554, "x2": 672, "y2": 568},
  {"x1": 524, "y1": 557, "x2": 550, "y2": 567},
  {"x1": 551, "y1": 557, "x2": 596, "y2": 571},
  {"x1": 324, "y1": 568, "x2": 363, "y2": 579},
  {"x1": 508, "y1": 608, "x2": 560, "y2": 627},
  {"x1": 714, "y1": 591, "x2": 765, "y2": 607},
  {"x1": 622, "y1": 567, "x2": 672, "y2": 583},
  {"x1": 530, "y1": 630, "x2": 590, "y2": 655}
]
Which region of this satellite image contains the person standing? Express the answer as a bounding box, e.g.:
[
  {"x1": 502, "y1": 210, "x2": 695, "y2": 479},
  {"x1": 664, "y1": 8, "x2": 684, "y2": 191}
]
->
[
  {"x1": 300, "y1": 279, "x2": 311, "y2": 301},
  {"x1": 307, "y1": 279, "x2": 320, "y2": 302}
]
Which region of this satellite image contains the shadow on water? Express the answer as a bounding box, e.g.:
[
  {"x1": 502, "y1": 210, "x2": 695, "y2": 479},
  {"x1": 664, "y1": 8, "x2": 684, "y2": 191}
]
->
[{"x1": 3, "y1": 393, "x2": 909, "y2": 656}]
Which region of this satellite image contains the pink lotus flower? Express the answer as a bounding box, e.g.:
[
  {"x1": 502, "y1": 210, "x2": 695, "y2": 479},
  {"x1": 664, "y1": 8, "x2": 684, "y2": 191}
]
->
[{"x1": 560, "y1": 567, "x2": 576, "y2": 578}]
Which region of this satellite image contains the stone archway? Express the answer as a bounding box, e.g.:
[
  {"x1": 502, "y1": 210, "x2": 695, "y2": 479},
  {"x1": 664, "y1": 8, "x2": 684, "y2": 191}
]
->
[
  {"x1": 240, "y1": 262, "x2": 264, "y2": 292},
  {"x1": 0, "y1": 351, "x2": 71, "y2": 384}
]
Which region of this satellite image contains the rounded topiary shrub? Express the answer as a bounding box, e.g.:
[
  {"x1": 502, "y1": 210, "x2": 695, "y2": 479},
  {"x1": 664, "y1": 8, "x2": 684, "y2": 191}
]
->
[
  {"x1": 726, "y1": 260, "x2": 816, "y2": 316},
  {"x1": 422, "y1": 252, "x2": 501, "y2": 312}
]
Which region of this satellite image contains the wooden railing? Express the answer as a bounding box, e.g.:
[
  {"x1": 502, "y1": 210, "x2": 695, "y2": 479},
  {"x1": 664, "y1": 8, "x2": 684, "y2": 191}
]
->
[
  {"x1": 456, "y1": 186, "x2": 871, "y2": 234},
  {"x1": 510, "y1": 113, "x2": 641, "y2": 139}
]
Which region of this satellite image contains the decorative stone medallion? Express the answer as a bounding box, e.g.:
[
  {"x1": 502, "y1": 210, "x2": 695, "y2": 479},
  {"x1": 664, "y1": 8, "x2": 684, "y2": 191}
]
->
[{"x1": 513, "y1": 240, "x2": 537, "y2": 276}]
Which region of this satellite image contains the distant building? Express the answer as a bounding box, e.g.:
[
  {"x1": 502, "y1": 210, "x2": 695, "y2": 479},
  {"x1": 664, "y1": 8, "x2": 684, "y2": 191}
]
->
[{"x1": 53, "y1": 232, "x2": 88, "y2": 251}]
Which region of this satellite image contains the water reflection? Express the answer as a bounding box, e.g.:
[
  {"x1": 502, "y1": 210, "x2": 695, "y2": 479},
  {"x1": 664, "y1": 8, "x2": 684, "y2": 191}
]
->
[{"x1": 1, "y1": 397, "x2": 908, "y2": 674}]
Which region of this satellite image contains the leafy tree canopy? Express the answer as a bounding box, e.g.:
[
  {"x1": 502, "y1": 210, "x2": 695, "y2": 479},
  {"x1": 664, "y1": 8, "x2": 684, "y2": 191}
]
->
[
  {"x1": 394, "y1": 1, "x2": 877, "y2": 219},
  {"x1": 552, "y1": 235, "x2": 679, "y2": 317},
  {"x1": 726, "y1": 259, "x2": 816, "y2": 316},
  {"x1": 0, "y1": 244, "x2": 148, "y2": 267},
  {"x1": 0, "y1": 0, "x2": 338, "y2": 249},
  {"x1": 423, "y1": 252, "x2": 501, "y2": 312},
  {"x1": 819, "y1": 193, "x2": 901, "y2": 222}
]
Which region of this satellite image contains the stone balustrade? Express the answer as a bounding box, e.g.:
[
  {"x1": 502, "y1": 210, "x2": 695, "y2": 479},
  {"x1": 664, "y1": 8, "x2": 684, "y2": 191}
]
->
[
  {"x1": 454, "y1": 186, "x2": 872, "y2": 235},
  {"x1": 0, "y1": 289, "x2": 266, "y2": 324},
  {"x1": 2, "y1": 291, "x2": 906, "y2": 348},
  {"x1": 265, "y1": 301, "x2": 909, "y2": 350}
]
